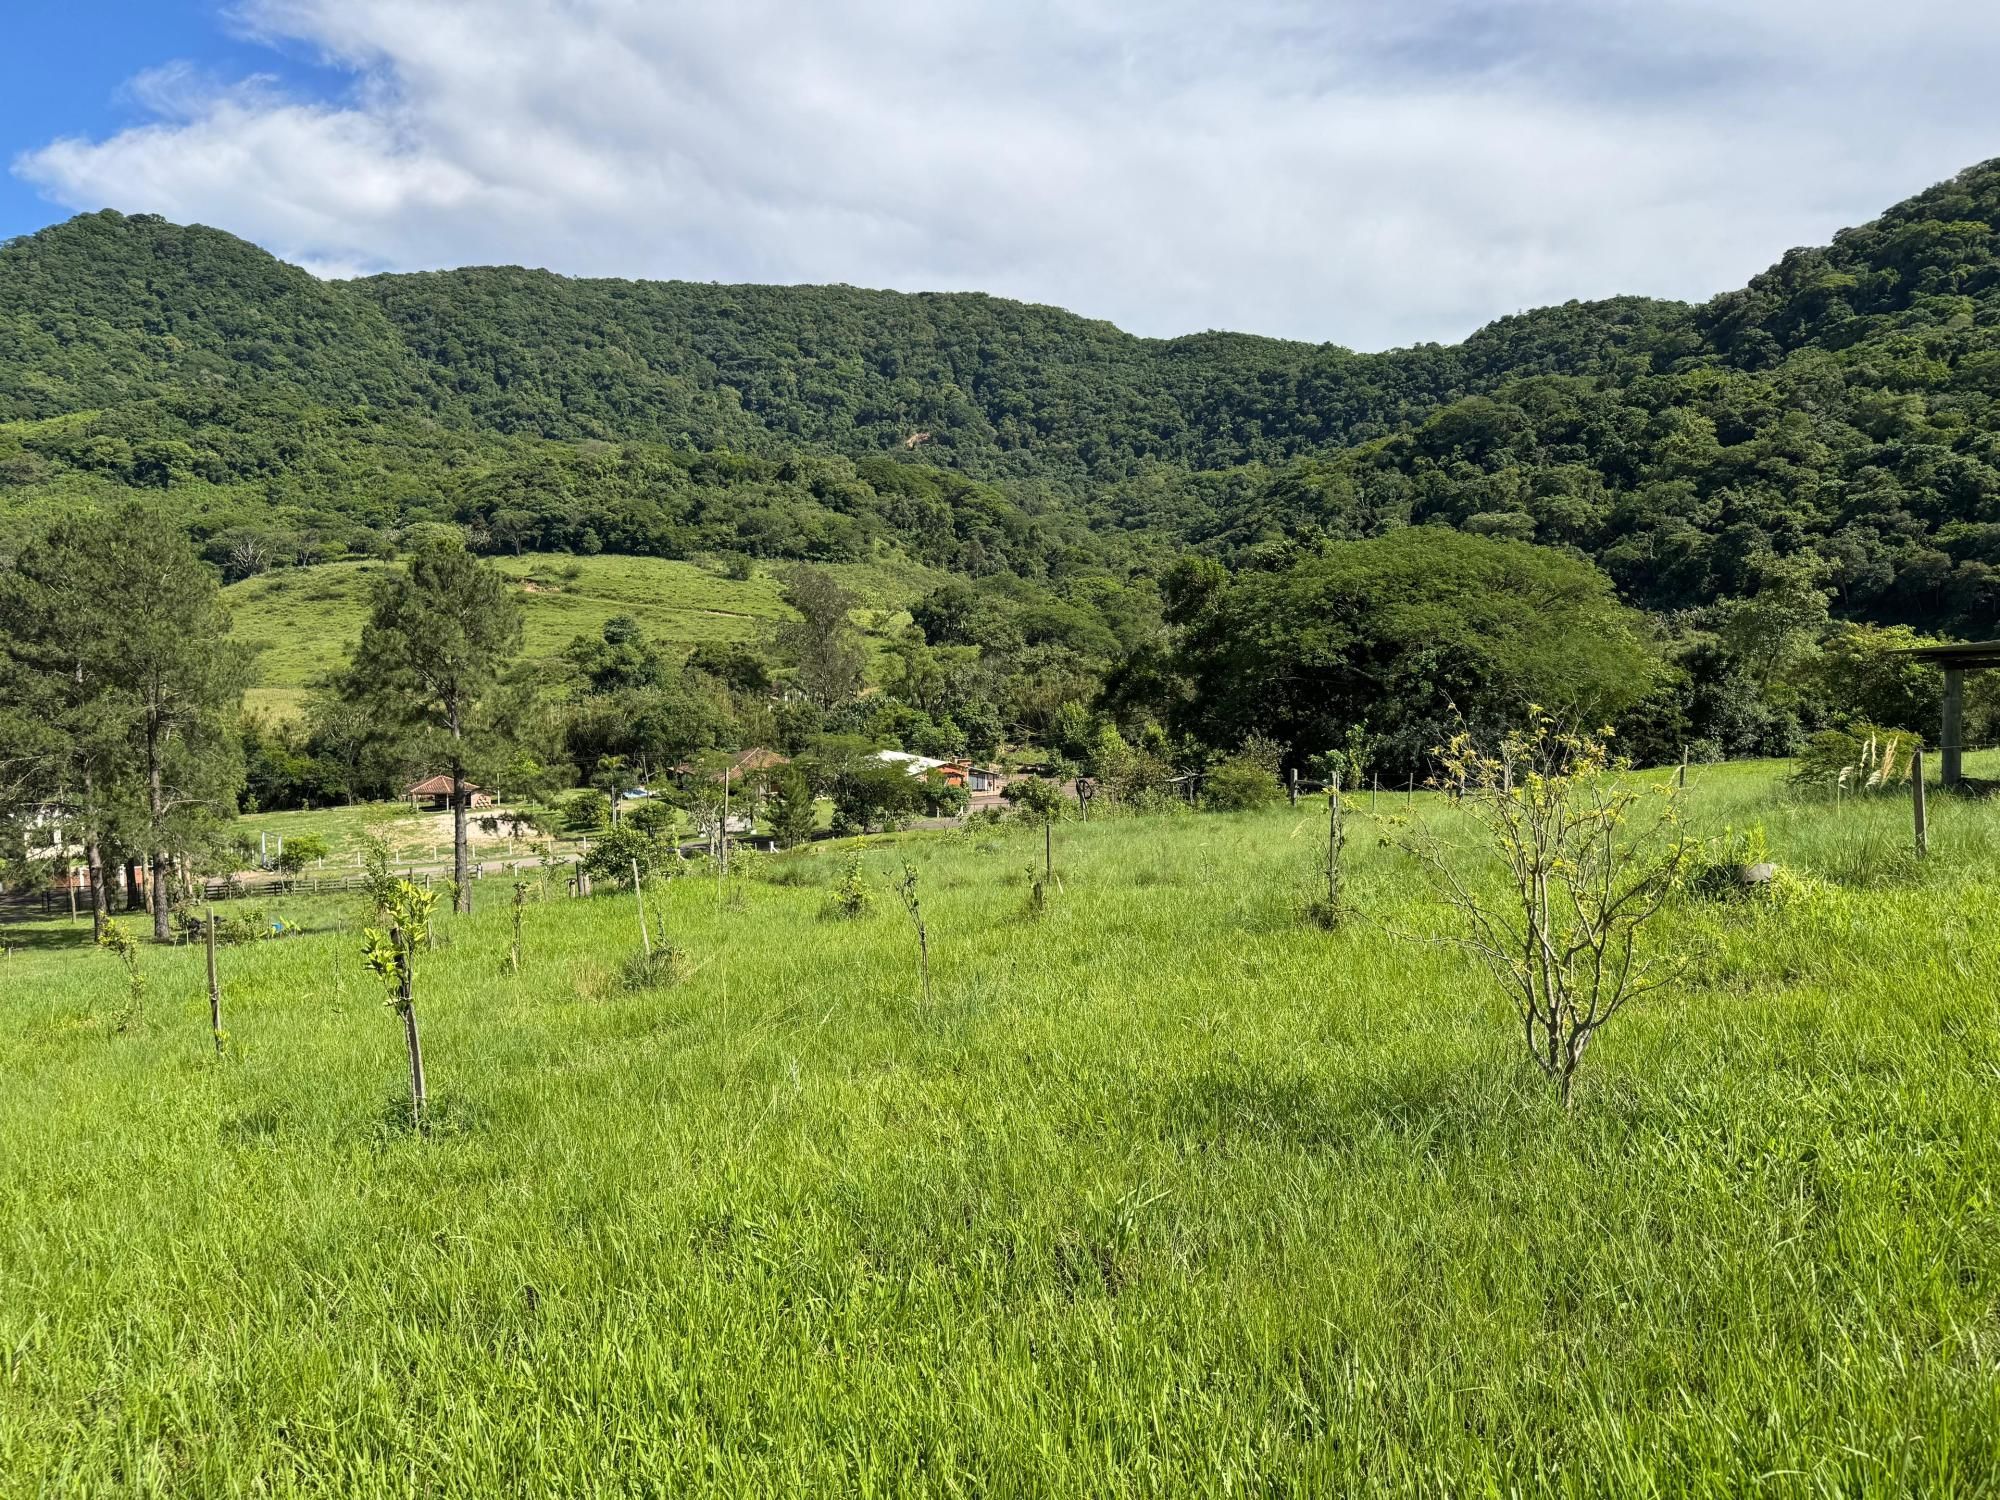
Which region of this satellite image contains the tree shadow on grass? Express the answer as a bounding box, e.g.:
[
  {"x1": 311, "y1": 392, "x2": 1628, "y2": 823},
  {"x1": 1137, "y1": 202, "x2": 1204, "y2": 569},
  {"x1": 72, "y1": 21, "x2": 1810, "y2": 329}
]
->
[{"x1": 0, "y1": 924, "x2": 101, "y2": 954}]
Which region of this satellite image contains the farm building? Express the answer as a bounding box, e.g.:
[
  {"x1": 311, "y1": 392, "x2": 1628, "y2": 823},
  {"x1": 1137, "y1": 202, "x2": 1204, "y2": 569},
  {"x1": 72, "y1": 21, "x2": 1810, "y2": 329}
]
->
[
  {"x1": 872, "y1": 751, "x2": 994, "y2": 789},
  {"x1": 405, "y1": 775, "x2": 496, "y2": 812}
]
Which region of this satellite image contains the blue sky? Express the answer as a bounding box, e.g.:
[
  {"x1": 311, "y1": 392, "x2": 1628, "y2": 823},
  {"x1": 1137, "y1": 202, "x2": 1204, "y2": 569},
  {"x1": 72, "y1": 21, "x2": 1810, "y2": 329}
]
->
[
  {"x1": 5, "y1": 1, "x2": 1997, "y2": 348},
  {"x1": 0, "y1": 2, "x2": 327, "y2": 235}
]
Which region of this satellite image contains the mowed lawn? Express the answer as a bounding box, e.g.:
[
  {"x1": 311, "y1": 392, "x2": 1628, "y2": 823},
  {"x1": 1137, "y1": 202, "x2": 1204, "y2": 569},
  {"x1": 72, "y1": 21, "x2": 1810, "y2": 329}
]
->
[
  {"x1": 3, "y1": 760, "x2": 1999, "y2": 1494},
  {"x1": 225, "y1": 551, "x2": 934, "y2": 719}
]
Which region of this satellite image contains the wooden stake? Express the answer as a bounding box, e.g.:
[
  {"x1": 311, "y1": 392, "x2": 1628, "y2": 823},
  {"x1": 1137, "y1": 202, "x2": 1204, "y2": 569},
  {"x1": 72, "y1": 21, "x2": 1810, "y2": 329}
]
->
[
  {"x1": 1677, "y1": 746, "x2": 1688, "y2": 789},
  {"x1": 1913, "y1": 746, "x2": 1928, "y2": 858},
  {"x1": 1327, "y1": 772, "x2": 1343, "y2": 910},
  {"x1": 1943, "y1": 666, "x2": 1965, "y2": 787},
  {"x1": 632, "y1": 858, "x2": 652, "y2": 958},
  {"x1": 510, "y1": 881, "x2": 525, "y2": 973},
  {"x1": 394, "y1": 928, "x2": 426, "y2": 1128},
  {"x1": 205, "y1": 907, "x2": 223, "y2": 1056}
]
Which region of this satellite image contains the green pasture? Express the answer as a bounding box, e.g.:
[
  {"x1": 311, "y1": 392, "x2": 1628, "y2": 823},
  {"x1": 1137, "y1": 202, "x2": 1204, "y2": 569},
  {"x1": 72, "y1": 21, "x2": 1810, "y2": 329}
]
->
[
  {"x1": 225, "y1": 551, "x2": 933, "y2": 719},
  {"x1": 4, "y1": 758, "x2": 1999, "y2": 1493}
]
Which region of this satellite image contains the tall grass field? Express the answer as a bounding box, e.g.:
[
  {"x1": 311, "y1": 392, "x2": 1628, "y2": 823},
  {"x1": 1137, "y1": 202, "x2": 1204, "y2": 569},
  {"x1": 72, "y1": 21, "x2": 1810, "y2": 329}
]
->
[{"x1": 4, "y1": 760, "x2": 1998, "y2": 1494}]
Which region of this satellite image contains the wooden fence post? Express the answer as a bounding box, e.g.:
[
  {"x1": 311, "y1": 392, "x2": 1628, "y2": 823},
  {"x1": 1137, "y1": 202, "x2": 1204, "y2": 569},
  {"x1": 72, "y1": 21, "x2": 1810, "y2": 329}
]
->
[
  {"x1": 510, "y1": 881, "x2": 525, "y2": 974},
  {"x1": 1678, "y1": 746, "x2": 1688, "y2": 789},
  {"x1": 1327, "y1": 772, "x2": 1343, "y2": 911},
  {"x1": 393, "y1": 925, "x2": 425, "y2": 1127},
  {"x1": 632, "y1": 858, "x2": 652, "y2": 958},
  {"x1": 1288, "y1": 768, "x2": 1299, "y2": 807},
  {"x1": 1913, "y1": 746, "x2": 1928, "y2": 858}
]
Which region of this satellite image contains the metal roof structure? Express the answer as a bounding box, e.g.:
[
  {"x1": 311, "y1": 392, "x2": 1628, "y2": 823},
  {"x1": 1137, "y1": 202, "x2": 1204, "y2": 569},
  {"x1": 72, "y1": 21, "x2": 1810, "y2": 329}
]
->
[
  {"x1": 1894, "y1": 640, "x2": 2000, "y2": 785},
  {"x1": 1894, "y1": 639, "x2": 2000, "y2": 668}
]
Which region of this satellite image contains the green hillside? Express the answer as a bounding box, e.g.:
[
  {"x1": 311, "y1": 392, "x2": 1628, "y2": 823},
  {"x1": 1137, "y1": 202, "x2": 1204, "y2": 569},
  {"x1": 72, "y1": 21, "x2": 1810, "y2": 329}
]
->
[
  {"x1": 226, "y1": 551, "x2": 939, "y2": 719},
  {"x1": 4, "y1": 162, "x2": 2000, "y2": 636},
  {"x1": 0, "y1": 210, "x2": 444, "y2": 420}
]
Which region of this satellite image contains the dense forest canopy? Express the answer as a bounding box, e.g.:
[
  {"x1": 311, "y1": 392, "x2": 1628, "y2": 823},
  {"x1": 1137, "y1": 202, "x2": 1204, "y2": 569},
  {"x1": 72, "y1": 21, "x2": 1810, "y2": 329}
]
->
[{"x1": 4, "y1": 157, "x2": 2000, "y2": 809}]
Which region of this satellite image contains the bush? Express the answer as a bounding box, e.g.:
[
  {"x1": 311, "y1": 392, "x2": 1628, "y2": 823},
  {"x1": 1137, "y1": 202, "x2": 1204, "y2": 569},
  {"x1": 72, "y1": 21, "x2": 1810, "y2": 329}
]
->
[
  {"x1": 919, "y1": 770, "x2": 970, "y2": 818},
  {"x1": 1685, "y1": 826, "x2": 1778, "y2": 902},
  {"x1": 626, "y1": 799, "x2": 680, "y2": 839},
  {"x1": 830, "y1": 761, "x2": 925, "y2": 833},
  {"x1": 823, "y1": 850, "x2": 873, "y2": 919},
  {"x1": 1003, "y1": 775, "x2": 1065, "y2": 824},
  {"x1": 273, "y1": 834, "x2": 329, "y2": 874},
  {"x1": 563, "y1": 789, "x2": 612, "y2": 833},
  {"x1": 579, "y1": 823, "x2": 662, "y2": 887},
  {"x1": 621, "y1": 946, "x2": 690, "y2": 990},
  {"x1": 1203, "y1": 754, "x2": 1282, "y2": 811},
  {"x1": 1407, "y1": 719, "x2": 1693, "y2": 1108}
]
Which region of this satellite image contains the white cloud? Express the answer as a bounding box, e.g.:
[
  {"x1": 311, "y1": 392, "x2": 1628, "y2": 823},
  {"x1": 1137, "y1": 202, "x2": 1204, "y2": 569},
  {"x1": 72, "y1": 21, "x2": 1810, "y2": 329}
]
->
[{"x1": 13, "y1": 0, "x2": 2000, "y2": 347}]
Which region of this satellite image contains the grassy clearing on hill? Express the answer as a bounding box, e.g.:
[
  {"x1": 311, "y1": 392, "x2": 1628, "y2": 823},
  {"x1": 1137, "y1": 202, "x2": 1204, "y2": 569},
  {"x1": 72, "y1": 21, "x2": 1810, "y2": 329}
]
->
[
  {"x1": 4, "y1": 759, "x2": 1999, "y2": 1494},
  {"x1": 225, "y1": 551, "x2": 937, "y2": 719}
]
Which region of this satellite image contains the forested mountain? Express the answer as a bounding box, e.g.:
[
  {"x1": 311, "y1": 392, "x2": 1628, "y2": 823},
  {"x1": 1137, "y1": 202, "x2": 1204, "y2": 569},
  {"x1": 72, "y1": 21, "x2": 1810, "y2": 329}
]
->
[
  {"x1": 0, "y1": 209, "x2": 444, "y2": 420},
  {"x1": 1, "y1": 204, "x2": 1686, "y2": 478},
  {"x1": 5, "y1": 161, "x2": 1996, "y2": 612},
  {"x1": 3, "y1": 158, "x2": 2000, "y2": 779}
]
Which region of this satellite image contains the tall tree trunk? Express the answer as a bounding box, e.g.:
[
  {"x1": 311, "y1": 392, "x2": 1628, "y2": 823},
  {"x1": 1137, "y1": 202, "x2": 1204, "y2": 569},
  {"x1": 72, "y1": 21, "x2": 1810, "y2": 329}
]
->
[
  {"x1": 148, "y1": 854, "x2": 171, "y2": 940},
  {"x1": 85, "y1": 837, "x2": 108, "y2": 942},
  {"x1": 148, "y1": 737, "x2": 172, "y2": 943},
  {"x1": 451, "y1": 751, "x2": 472, "y2": 915}
]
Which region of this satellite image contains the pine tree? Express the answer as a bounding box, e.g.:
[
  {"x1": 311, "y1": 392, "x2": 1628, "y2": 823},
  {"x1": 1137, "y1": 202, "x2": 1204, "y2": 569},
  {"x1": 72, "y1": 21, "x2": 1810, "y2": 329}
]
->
[{"x1": 344, "y1": 535, "x2": 522, "y2": 913}]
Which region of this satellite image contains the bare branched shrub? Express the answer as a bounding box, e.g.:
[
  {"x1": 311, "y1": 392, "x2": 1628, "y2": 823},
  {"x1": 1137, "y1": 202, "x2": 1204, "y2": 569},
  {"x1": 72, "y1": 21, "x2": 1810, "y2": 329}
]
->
[
  {"x1": 98, "y1": 918, "x2": 146, "y2": 1032},
  {"x1": 1404, "y1": 717, "x2": 1693, "y2": 1107},
  {"x1": 510, "y1": 879, "x2": 530, "y2": 973},
  {"x1": 896, "y1": 861, "x2": 933, "y2": 1007},
  {"x1": 1302, "y1": 773, "x2": 1347, "y2": 930}
]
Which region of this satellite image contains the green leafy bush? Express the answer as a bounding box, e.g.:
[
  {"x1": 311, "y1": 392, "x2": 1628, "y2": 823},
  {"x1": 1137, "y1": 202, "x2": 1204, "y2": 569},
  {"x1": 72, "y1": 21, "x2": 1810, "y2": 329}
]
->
[
  {"x1": 1202, "y1": 753, "x2": 1282, "y2": 812},
  {"x1": 563, "y1": 789, "x2": 612, "y2": 833}
]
